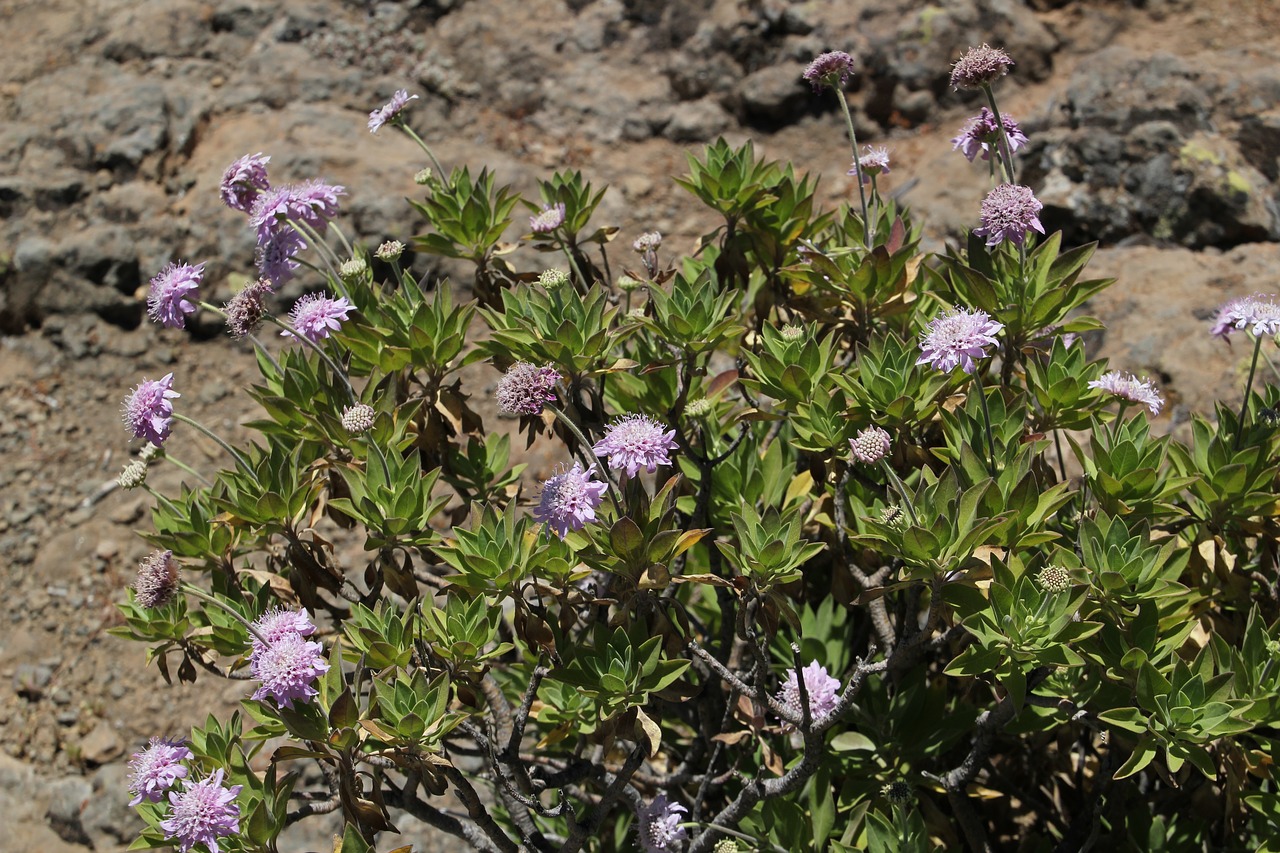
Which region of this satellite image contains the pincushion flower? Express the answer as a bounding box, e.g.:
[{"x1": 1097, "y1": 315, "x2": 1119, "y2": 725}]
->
[
  {"x1": 952, "y1": 108, "x2": 1029, "y2": 162},
  {"x1": 1210, "y1": 293, "x2": 1280, "y2": 339},
  {"x1": 255, "y1": 228, "x2": 306, "y2": 285},
  {"x1": 134, "y1": 549, "x2": 179, "y2": 609},
  {"x1": 147, "y1": 262, "x2": 204, "y2": 329},
  {"x1": 127, "y1": 737, "x2": 191, "y2": 805},
  {"x1": 282, "y1": 292, "x2": 353, "y2": 342},
  {"x1": 777, "y1": 661, "x2": 841, "y2": 727},
  {"x1": 250, "y1": 607, "x2": 318, "y2": 657},
  {"x1": 633, "y1": 231, "x2": 662, "y2": 253},
  {"x1": 917, "y1": 308, "x2": 1004, "y2": 374},
  {"x1": 341, "y1": 403, "x2": 376, "y2": 435},
  {"x1": 219, "y1": 152, "x2": 271, "y2": 213},
  {"x1": 368, "y1": 88, "x2": 418, "y2": 133},
  {"x1": 496, "y1": 362, "x2": 560, "y2": 415},
  {"x1": 637, "y1": 795, "x2": 688, "y2": 853},
  {"x1": 250, "y1": 632, "x2": 330, "y2": 708},
  {"x1": 159, "y1": 769, "x2": 242, "y2": 853},
  {"x1": 249, "y1": 180, "x2": 345, "y2": 244},
  {"x1": 802, "y1": 50, "x2": 855, "y2": 91},
  {"x1": 1088, "y1": 370, "x2": 1164, "y2": 416},
  {"x1": 975, "y1": 183, "x2": 1045, "y2": 248},
  {"x1": 122, "y1": 373, "x2": 180, "y2": 446},
  {"x1": 222, "y1": 278, "x2": 273, "y2": 339},
  {"x1": 850, "y1": 426, "x2": 891, "y2": 465},
  {"x1": 848, "y1": 145, "x2": 891, "y2": 185},
  {"x1": 533, "y1": 462, "x2": 609, "y2": 539},
  {"x1": 593, "y1": 414, "x2": 679, "y2": 478},
  {"x1": 950, "y1": 44, "x2": 1014, "y2": 90},
  {"x1": 529, "y1": 202, "x2": 566, "y2": 233}
]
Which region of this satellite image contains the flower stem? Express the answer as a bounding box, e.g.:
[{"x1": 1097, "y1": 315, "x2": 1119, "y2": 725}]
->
[
  {"x1": 396, "y1": 123, "x2": 447, "y2": 181},
  {"x1": 834, "y1": 88, "x2": 871, "y2": 249},
  {"x1": 264, "y1": 315, "x2": 358, "y2": 405},
  {"x1": 878, "y1": 459, "x2": 919, "y2": 527},
  {"x1": 970, "y1": 369, "x2": 998, "y2": 476},
  {"x1": 181, "y1": 583, "x2": 271, "y2": 646},
  {"x1": 1234, "y1": 334, "x2": 1263, "y2": 451},
  {"x1": 546, "y1": 402, "x2": 621, "y2": 499},
  {"x1": 982, "y1": 84, "x2": 1017, "y2": 185},
  {"x1": 172, "y1": 412, "x2": 254, "y2": 476}
]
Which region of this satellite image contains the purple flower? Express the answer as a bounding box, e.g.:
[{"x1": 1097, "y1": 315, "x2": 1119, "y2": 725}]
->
[
  {"x1": 147, "y1": 262, "x2": 204, "y2": 329},
  {"x1": 368, "y1": 88, "x2": 419, "y2": 133},
  {"x1": 222, "y1": 278, "x2": 273, "y2": 339},
  {"x1": 250, "y1": 632, "x2": 330, "y2": 709},
  {"x1": 251, "y1": 607, "x2": 317, "y2": 657},
  {"x1": 249, "y1": 180, "x2": 345, "y2": 244},
  {"x1": 134, "y1": 550, "x2": 179, "y2": 609},
  {"x1": 850, "y1": 426, "x2": 891, "y2": 465},
  {"x1": 496, "y1": 362, "x2": 561, "y2": 415},
  {"x1": 802, "y1": 51, "x2": 855, "y2": 91},
  {"x1": 122, "y1": 373, "x2": 180, "y2": 447},
  {"x1": 282, "y1": 292, "x2": 353, "y2": 342},
  {"x1": 637, "y1": 795, "x2": 688, "y2": 853},
  {"x1": 127, "y1": 737, "x2": 191, "y2": 806},
  {"x1": 917, "y1": 308, "x2": 1004, "y2": 374},
  {"x1": 777, "y1": 661, "x2": 841, "y2": 727},
  {"x1": 1088, "y1": 370, "x2": 1164, "y2": 416},
  {"x1": 1210, "y1": 293, "x2": 1280, "y2": 339},
  {"x1": 529, "y1": 202, "x2": 566, "y2": 233},
  {"x1": 633, "y1": 231, "x2": 662, "y2": 253},
  {"x1": 593, "y1": 414, "x2": 679, "y2": 478},
  {"x1": 255, "y1": 228, "x2": 306, "y2": 286},
  {"x1": 974, "y1": 183, "x2": 1045, "y2": 248},
  {"x1": 219, "y1": 152, "x2": 271, "y2": 213},
  {"x1": 533, "y1": 462, "x2": 609, "y2": 539},
  {"x1": 848, "y1": 145, "x2": 891, "y2": 185},
  {"x1": 160, "y1": 769, "x2": 242, "y2": 853},
  {"x1": 951, "y1": 108, "x2": 1029, "y2": 162},
  {"x1": 950, "y1": 44, "x2": 1015, "y2": 90}
]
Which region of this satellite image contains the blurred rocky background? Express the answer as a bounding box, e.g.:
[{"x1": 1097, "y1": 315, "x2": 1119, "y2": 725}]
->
[{"x1": 2, "y1": 0, "x2": 1279, "y2": 849}]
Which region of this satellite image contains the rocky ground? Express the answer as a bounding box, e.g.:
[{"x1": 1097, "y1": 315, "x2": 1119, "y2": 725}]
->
[{"x1": 2, "y1": 0, "x2": 1280, "y2": 850}]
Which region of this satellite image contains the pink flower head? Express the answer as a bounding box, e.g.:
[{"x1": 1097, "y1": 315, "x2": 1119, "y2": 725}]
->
[
  {"x1": 802, "y1": 51, "x2": 855, "y2": 91},
  {"x1": 255, "y1": 229, "x2": 305, "y2": 286},
  {"x1": 974, "y1": 183, "x2": 1045, "y2": 248},
  {"x1": 850, "y1": 425, "x2": 891, "y2": 465},
  {"x1": 250, "y1": 632, "x2": 330, "y2": 709},
  {"x1": 368, "y1": 88, "x2": 419, "y2": 133},
  {"x1": 529, "y1": 202, "x2": 566, "y2": 234},
  {"x1": 222, "y1": 278, "x2": 273, "y2": 338},
  {"x1": 249, "y1": 180, "x2": 345, "y2": 244},
  {"x1": 147, "y1": 261, "x2": 204, "y2": 329},
  {"x1": 282, "y1": 292, "x2": 353, "y2": 342},
  {"x1": 250, "y1": 607, "x2": 317, "y2": 657},
  {"x1": 122, "y1": 373, "x2": 180, "y2": 447},
  {"x1": 127, "y1": 737, "x2": 191, "y2": 806},
  {"x1": 496, "y1": 361, "x2": 561, "y2": 415},
  {"x1": 848, "y1": 145, "x2": 891, "y2": 185},
  {"x1": 533, "y1": 462, "x2": 609, "y2": 539},
  {"x1": 777, "y1": 661, "x2": 841, "y2": 727},
  {"x1": 219, "y1": 152, "x2": 271, "y2": 213},
  {"x1": 593, "y1": 414, "x2": 679, "y2": 478},
  {"x1": 1210, "y1": 293, "x2": 1280, "y2": 339},
  {"x1": 1088, "y1": 370, "x2": 1164, "y2": 416},
  {"x1": 160, "y1": 769, "x2": 242, "y2": 853},
  {"x1": 637, "y1": 795, "x2": 688, "y2": 853},
  {"x1": 917, "y1": 308, "x2": 1004, "y2": 374},
  {"x1": 134, "y1": 549, "x2": 179, "y2": 609},
  {"x1": 950, "y1": 44, "x2": 1014, "y2": 90},
  {"x1": 951, "y1": 108, "x2": 1029, "y2": 163}
]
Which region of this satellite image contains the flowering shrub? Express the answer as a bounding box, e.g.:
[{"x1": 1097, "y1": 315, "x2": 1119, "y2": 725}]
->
[{"x1": 110, "y1": 47, "x2": 1280, "y2": 853}]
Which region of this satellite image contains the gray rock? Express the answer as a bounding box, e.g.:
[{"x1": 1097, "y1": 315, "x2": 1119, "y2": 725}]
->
[
  {"x1": 737, "y1": 64, "x2": 809, "y2": 126},
  {"x1": 80, "y1": 720, "x2": 125, "y2": 765},
  {"x1": 83, "y1": 763, "x2": 145, "y2": 848},
  {"x1": 45, "y1": 776, "x2": 93, "y2": 846},
  {"x1": 663, "y1": 98, "x2": 733, "y2": 142}
]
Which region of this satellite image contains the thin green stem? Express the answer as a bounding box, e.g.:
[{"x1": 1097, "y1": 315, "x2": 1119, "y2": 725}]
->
[
  {"x1": 172, "y1": 412, "x2": 254, "y2": 476},
  {"x1": 982, "y1": 84, "x2": 1017, "y2": 185},
  {"x1": 181, "y1": 583, "x2": 271, "y2": 646},
  {"x1": 161, "y1": 452, "x2": 213, "y2": 486},
  {"x1": 1234, "y1": 334, "x2": 1264, "y2": 451},
  {"x1": 264, "y1": 316, "x2": 357, "y2": 405},
  {"x1": 1110, "y1": 402, "x2": 1129, "y2": 447},
  {"x1": 970, "y1": 369, "x2": 998, "y2": 477},
  {"x1": 1052, "y1": 428, "x2": 1069, "y2": 487},
  {"x1": 545, "y1": 402, "x2": 621, "y2": 502},
  {"x1": 555, "y1": 234, "x2": 588, "y2": 292},
  {"x1": 879, "y1": 459, "x2": 919, "y2": 527},
  {"x1": 868, "y1": 174, "x2": 880, "y2": 246},
  {"x1": 396, "y1": 122, "x2": 447, "y2": 180},
  {"x1": 833, "y1": 88, "x2": 871, "y2": 248}
]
